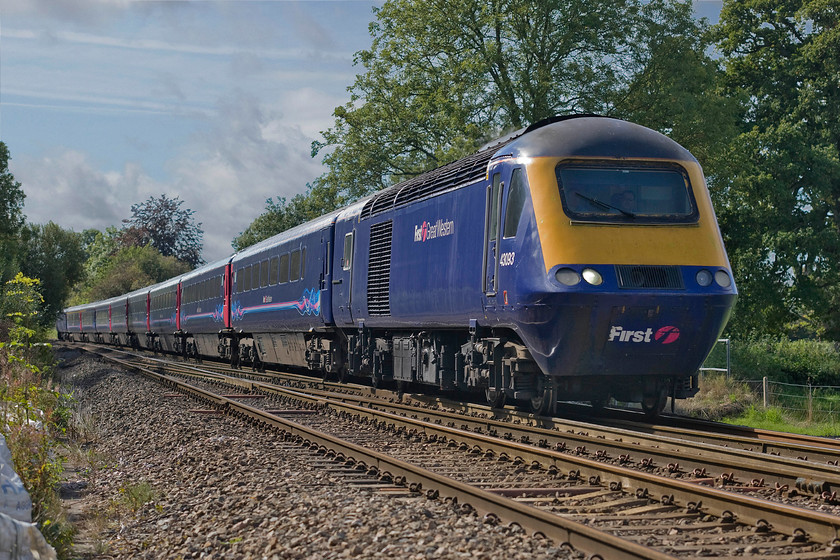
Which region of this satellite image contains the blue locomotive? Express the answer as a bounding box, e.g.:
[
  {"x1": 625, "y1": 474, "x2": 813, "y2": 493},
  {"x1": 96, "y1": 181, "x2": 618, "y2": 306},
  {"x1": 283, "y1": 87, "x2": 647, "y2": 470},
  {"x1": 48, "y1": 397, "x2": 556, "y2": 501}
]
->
[{"x1": 58, "y1": 116, "x2": 737, "y2": 416}]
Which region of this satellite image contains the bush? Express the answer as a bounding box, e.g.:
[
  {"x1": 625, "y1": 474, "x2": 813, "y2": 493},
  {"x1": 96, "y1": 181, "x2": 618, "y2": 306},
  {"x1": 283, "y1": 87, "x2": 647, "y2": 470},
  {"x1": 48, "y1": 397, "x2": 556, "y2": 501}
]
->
[
  {"x1": 705, "y1": 337, "x2": 840, "y2": 385},
  {"x1": 0, "y1": 273, "x2": 74, "y2": 556}
]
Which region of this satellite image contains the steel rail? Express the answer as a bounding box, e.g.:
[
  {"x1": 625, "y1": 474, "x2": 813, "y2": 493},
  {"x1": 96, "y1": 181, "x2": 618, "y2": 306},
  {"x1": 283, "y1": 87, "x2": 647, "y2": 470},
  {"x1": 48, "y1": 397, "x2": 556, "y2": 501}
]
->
[
  {"x1": 91, "y1": 349, "x2": 679, "y2": 560},
  {"x1": 88, "y1": 345, "x2": 840, "y2": 497},
  {"x1": 595, "y1": 414, "x2": 840, "y2": 463},
  {"x1": 247, "y1": 383, "x2": 840, "y2": 545},
  {"x1": 85, "y1": 344, "x2": 840, "y2": 462},
  {"x1": 245, "y1": 382, "x2": 840, "y2": 494}
]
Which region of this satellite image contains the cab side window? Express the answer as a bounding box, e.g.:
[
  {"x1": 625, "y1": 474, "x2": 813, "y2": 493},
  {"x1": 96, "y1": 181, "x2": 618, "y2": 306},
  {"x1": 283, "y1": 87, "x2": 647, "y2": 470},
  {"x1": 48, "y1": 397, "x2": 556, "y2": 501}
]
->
[
  {"x1": 503, "y1": 168, "x2": 527, "y2": 238},
  {"x1": 342, "y1": 233, "x2": 353, "y2": 270}
]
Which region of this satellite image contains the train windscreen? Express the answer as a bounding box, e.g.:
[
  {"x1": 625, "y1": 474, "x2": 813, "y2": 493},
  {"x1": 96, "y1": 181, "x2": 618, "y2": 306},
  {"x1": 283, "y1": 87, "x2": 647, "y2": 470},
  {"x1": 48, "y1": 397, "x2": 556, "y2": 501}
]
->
[{"x1": 556, "y1": 162, "x2": 699, "y2": 224}]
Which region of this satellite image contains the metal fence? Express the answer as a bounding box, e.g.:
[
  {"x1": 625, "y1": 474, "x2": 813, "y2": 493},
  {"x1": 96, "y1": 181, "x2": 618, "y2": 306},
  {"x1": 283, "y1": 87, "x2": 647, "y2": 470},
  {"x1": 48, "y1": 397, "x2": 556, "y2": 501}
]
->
[{"x1": 741, "y1": 378, "x2": 840, "y2": 422}]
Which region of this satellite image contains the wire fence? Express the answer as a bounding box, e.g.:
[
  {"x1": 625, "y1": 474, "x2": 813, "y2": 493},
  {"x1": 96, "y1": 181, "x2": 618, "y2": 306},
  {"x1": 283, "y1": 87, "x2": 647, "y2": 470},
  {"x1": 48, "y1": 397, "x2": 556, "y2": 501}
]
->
[{"x1": 741, "y1": 378, "x2": 840, "y2": 422}]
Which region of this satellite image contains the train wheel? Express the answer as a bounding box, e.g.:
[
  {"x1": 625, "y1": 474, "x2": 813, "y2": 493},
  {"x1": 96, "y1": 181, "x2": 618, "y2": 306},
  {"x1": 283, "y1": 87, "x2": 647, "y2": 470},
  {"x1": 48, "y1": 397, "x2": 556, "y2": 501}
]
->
[
  {"x1": 486, "y1": 387, "x2": 506, "y2": 409},
  {"x1": 529, "y1": 378, "x2": 556, "y2": 416},
  {"x1": 640, "y1": 391, "x2": 667, "y2": 419}
]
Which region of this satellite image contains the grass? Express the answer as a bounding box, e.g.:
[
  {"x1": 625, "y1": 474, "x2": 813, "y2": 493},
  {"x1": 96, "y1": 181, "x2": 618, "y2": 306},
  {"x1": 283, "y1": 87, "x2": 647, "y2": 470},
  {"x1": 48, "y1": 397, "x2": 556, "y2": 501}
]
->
[
  {"x1": 676, "y1": 372, "x2": 757, "y2": 420},
  {"x1": 722, "y1": 405, "x2": 840, "y2": 437},
  {"x1": 679, "y1": 372, "x2": 840, "y2": 437},
  {"x1": 118, "y1": 481, "x2": 156, "y2": 513}
]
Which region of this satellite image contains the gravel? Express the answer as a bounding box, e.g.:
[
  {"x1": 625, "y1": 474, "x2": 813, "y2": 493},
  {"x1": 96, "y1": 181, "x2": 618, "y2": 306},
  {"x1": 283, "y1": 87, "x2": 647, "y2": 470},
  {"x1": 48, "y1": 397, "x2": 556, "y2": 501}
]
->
[{"x1": 57, "y1": 348, "x2": 581, "y2": 559}]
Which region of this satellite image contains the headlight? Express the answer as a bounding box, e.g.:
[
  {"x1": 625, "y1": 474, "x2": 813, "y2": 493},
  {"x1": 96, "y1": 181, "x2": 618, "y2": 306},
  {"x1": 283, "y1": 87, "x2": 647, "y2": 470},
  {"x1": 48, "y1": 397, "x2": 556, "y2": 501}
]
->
[
  {"x1": 696, "y1": 269, "x2": 713, "y2": 287},
  {"x1": 714, "y1": 270, "x2": 732, "y2": 288},
  {"x1": 582, "y1": 268, "x2": 603, "y2": 286},
  {"x1": 555, "y1": 268, "x2": 581, "y2": 286}
]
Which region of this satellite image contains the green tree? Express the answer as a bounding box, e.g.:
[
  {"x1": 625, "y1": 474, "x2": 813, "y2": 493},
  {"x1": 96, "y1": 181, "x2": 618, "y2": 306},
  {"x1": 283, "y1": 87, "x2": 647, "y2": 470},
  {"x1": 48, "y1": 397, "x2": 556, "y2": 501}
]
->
[
  {"x1": 18, "y1": 222, "x2": 86, "y2": 325},
  {"x1": 73, "y1": 245, "x2": 191, "y2": 303},
  {"x1": 120, "y1": 194, "x2": 204, "y2": 267},
  {"x1": 714, "y1": 0, "x2": 840, "y2": 337},
  {"x1": 611, "y1": 1, "x2": 739, "y2": 171},
  {"x1": 234, "y1": 0, "x2": 727, "y2": 249},
  {"x1": 312, "y1": 0, "x2": 721, "y2": 203},
  {"x1": 0, "y1": 142, "x2": 26, "y2": 285},
  {"x1": 232, "y1": 183, "x2": 341, "y2": 251}
]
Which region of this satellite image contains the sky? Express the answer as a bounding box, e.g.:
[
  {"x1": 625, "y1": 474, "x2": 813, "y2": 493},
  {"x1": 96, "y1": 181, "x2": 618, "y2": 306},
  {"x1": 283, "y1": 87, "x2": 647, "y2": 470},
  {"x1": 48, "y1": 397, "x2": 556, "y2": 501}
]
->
[{"x1": 1, "y1": 0, "x2": 724, "y2": 263}]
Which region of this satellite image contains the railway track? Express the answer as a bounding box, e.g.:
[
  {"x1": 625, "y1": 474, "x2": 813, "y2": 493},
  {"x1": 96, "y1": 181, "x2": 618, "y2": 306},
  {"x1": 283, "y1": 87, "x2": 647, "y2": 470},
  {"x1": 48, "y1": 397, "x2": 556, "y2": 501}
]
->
[{"x1": 68, "y1": 343, "x2": 840, "y2": 559}]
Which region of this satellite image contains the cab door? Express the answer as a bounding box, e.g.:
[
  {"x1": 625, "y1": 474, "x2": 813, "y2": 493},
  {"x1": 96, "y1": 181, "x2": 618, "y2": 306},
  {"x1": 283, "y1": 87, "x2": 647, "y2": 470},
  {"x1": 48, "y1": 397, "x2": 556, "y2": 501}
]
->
[{"x1": 483, "y1": 170, "x2": 508, "y2": 312}]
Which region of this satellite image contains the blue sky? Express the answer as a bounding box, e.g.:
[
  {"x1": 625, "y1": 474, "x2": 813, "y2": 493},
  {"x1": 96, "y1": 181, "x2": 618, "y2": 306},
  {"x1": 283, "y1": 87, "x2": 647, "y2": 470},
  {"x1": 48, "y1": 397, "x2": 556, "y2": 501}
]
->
[{"x1": 1, "y1": 0, "x2": 723, "y2": 262}]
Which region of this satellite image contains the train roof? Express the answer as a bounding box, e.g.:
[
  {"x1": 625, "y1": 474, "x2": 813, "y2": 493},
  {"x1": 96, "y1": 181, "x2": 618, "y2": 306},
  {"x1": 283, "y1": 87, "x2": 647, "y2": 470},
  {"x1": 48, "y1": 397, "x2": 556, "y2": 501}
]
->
[
  {"x1": 232, "y1": 209, "x2": 344, "y2": 262},
  {"x1": 502, "y1": 116, "x2": 695, "y2": 161},
  {"x1": 179, "y1": 255, "x2": 235, "y2": 282},
  {"x1": 148, "y1": 275, "x2": 182, "y2": 293},
  {"x1": 359, "y1": 115, "x2": 694, "y2": 221}
]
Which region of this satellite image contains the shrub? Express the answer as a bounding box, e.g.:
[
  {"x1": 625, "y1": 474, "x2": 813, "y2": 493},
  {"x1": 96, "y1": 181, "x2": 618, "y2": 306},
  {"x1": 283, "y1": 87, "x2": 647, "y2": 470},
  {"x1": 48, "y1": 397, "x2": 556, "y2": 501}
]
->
[
  {"x1": 0, "y1": 273, "x2": 74, "y2": 556},
  {"x1": 705, "y1": 337, "x2": 840, "y2": 385}
]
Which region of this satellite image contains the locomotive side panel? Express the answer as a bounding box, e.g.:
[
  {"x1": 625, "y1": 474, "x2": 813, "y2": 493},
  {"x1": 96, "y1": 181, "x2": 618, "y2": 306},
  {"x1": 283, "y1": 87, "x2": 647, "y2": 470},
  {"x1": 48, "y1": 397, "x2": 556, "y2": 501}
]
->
[{"x1": 355, "y1": 182, "x2": 487, "y2": 328}]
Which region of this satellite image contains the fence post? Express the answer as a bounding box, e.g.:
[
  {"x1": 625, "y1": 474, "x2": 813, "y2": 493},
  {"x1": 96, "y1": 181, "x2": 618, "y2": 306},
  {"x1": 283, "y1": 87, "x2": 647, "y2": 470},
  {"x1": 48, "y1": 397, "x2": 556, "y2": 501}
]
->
[
  {"x1": 725, "y1": 338, "x2": 731, "y2": 378},
  {"x1": 763, "y1": 376, "x2": 768, "y2": 408},
  {"x1": 808, "y1": 382, "x2": 813, "y2": 423}
]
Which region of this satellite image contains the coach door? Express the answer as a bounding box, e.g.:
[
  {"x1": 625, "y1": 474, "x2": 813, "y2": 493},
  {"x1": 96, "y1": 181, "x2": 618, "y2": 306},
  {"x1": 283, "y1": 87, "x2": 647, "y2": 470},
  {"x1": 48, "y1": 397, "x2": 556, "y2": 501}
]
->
[
  {"x1": 333, "y1": 223, "x2": 355, "y2": 326},
  {"x1": 483, "y1": 171, "x2": 505, "y2": 301},
  {"x1": 319, "y1": 227, "x2": 334, "y2": 325}
]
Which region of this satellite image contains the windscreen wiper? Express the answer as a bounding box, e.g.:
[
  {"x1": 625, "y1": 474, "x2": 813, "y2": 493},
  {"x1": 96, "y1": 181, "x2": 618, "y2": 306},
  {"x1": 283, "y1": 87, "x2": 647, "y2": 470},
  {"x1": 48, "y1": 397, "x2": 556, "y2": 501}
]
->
[{"x1": 574, "y1": 192, "x2": 636, "y2": 218}]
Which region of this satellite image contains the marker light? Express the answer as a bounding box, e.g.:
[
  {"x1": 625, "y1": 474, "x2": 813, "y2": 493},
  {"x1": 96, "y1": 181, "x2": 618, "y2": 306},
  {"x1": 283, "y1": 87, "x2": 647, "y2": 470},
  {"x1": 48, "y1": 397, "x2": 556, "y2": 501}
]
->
[
  {"x1": 696, "y1": 269, "x2": 713, "y2": 287},
  {"x1": 714, "y1": 270, "x2": 732, "y2": 288},
  {"x1": 582, "y1": 268, "x2": 603, "y2": 286},
  {"x1": 555, "y1": 268, "x2": 581, "y2": 286}
]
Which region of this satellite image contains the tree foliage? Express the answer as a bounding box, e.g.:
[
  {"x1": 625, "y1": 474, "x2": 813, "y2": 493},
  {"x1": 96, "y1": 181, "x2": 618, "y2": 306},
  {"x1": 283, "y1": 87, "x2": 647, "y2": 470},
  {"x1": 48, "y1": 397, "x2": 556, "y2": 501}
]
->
[
  {"x1": 72, "y1": 245, "x2": 192, "y2": 303},
  {"x1": 714, "y1": 0, "x2": 840, "y2": 337},
  {"x1": 18, "y1": 222, "x2": 86, "y2": 325},
  {"x1": 237, "y1": 0, "x2": 730, "y2": 249},
  {"x1": 311, "y1": 0, "x2": 723, "y2": 203},
  {"x1": 0, "y1": 142, "x2": 26, "y2": 286},
  {"x1": 232, "y1": 183, "x2": 341, "y2": 251},
  {"x1": 120, "y1": 194, "x2": 204, "y2": 267}
]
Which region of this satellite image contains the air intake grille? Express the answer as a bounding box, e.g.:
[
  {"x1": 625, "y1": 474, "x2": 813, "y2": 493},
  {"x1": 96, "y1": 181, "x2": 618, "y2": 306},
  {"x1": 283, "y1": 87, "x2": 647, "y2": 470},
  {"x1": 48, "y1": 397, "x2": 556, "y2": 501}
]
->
[
  {"x1": 615, "y1": 265, "x2": 684, "y2": 289},
  {"x1": 367, "y1": 220, "x2": 393, "y2": 315}
]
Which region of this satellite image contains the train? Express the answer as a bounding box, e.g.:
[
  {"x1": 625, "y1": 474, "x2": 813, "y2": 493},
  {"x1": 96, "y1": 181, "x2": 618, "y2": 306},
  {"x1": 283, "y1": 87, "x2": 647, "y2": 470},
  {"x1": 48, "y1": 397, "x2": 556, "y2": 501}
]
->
[{"x1": 57, "y1": 115, "x2": 737, "y2": 416}]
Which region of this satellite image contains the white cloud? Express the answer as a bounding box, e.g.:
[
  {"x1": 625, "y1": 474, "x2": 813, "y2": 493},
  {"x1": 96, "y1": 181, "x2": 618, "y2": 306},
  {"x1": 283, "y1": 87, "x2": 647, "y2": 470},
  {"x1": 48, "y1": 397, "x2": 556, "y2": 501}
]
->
[
  {"x1": 172, "y1": 92, "x2": 325, "y2": 260},
  {"x1": 14, "y1": 92, "x2": 328, "y2": 262},
  {"x1": 3, "y1": 1, "x2": 379, "y2": 263},
  {"x1": 14, "y1": 150, "x2": 162, "y2": 233}
]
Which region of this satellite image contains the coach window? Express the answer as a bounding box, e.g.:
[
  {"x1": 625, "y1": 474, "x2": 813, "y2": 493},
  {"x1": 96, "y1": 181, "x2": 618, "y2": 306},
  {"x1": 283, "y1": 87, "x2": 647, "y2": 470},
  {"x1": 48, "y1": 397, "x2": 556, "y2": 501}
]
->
[
  {"x1": 290, "y1": 250, "x2": 301, "y2": 282},
  {"x1": 237, "y1": 268, "x2": 244, "y2": 293},
  {"x1": 251, "y1": 263, "x2": 259, "y2": 290},
  {"x1": 260, "y1": 260, "x2": 269, "y2": 288},
  {"x1": 300, "y1": 248, "x2": 306, "y2": 279},
  {"x1": 269, "y1": 257, "x2": 279, "y2": 285},
  {"x1": 342, "y1": 233, "x2": 353, "y2": 271},
  {"x1": 243, "y1": 266, "x2": 251, "y2": 292},
  {"x1": 503, "y1": 168, "x2": 527, "y2": 238},
  {"x1": 279, "y1": 253, "x2": 290, "y2": 284}
]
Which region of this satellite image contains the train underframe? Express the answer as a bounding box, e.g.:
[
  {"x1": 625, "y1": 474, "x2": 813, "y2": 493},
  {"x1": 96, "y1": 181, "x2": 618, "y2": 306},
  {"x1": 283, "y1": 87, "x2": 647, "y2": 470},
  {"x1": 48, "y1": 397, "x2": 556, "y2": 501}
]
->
[
  {"x1": 209, "y1": 325, "x2": 699, "y2": 417},
  {"x1": 60, "y1": 322, "x2": 699, "y2": 417}
]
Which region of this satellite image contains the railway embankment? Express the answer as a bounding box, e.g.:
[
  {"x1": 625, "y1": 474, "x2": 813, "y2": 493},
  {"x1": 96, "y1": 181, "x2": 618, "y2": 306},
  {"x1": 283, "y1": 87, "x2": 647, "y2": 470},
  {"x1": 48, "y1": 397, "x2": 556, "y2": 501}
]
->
[{"x1": 56, "y1": 347, "x2": 577, "y2": 559}]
